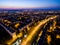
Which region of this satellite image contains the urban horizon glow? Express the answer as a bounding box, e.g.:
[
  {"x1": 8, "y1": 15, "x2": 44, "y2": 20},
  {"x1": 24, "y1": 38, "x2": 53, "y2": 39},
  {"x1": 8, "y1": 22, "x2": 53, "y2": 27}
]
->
[{"x1": 0, "y1": 0, "x2": 60, "y2": 9}]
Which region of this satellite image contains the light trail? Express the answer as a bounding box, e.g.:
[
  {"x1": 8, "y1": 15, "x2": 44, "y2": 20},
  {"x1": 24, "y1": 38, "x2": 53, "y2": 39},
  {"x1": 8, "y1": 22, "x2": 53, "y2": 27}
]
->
[{"x1": 20, "y1": 16, "x2": 57, "y2": 45}]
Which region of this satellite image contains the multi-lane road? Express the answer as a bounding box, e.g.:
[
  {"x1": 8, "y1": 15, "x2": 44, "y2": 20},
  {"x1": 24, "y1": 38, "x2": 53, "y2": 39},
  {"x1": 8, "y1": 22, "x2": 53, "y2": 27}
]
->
[{"x1": 0, "y1": 13, "x2": 60, "y2": 45}]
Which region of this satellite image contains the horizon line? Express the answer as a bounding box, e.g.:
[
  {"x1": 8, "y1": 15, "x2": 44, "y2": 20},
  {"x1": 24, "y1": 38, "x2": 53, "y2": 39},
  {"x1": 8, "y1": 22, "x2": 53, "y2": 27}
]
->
[{"x1": 0, "y1": 6, "x2": 60, "y2": 9}]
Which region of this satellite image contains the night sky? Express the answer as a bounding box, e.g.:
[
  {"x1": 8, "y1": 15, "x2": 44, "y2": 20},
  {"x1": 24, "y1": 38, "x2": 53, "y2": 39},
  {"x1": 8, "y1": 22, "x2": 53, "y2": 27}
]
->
[{"x1": 0, "y1": 0, "x2": 60, "y2": 8}]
